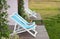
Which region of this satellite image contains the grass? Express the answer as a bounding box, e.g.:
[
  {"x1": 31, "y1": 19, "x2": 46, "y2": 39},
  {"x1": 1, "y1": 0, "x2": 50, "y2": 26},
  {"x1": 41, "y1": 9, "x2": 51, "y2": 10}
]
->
[
  {"x1": 29, "y1": 1, "x2": 60, "y2": 18},
  {"x1": 43, "y1": 14, "x2": 60, "y2": 39},
  {"x1": 29, "y1": 0, "x2": 60, "y2": 39}
]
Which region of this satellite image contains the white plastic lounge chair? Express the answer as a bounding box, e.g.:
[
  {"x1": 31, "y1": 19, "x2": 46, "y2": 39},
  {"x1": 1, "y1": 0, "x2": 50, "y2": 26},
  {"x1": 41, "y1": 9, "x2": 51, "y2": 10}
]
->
[{"x1": 10, "y1": 13, "x2": 38, "y2": 37}]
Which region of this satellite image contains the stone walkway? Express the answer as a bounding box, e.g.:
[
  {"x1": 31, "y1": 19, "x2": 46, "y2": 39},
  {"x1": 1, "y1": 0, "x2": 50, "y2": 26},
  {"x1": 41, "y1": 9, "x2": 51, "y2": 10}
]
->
[
  {"x1": 9, "y1": 25, "x2": 49, "y2": 39},
  {"x1": 18, "y1": 25, "x2": 49, "y2": 39}
]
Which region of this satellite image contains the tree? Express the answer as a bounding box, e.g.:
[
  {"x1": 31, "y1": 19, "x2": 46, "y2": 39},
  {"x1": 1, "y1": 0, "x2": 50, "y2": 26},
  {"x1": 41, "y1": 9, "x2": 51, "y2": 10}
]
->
[
  {"x1": 18, "y1": 0, "x2": 24, "y2": 17},
  {"x1": 0, "y1": 0, "x2": 10, "y2": 39},
  {"x1": 18, "y1": 0, "x2": 28, "y2": 20}
]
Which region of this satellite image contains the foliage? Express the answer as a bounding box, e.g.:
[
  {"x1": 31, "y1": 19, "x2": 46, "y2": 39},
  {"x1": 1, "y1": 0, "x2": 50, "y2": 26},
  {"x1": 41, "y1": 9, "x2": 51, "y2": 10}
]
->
[
  {"x1": 1, "y1": 34, "x2": 20, "y2": 39},
  {"x1": 18, "y1": 0, "x2": 24, "y2": 16},
  {"x1": 18, "y1": 0, "x2": 29, "y2": 21},
  {"x1": 0, "y1": 0, "x2": 10, "y2": 39},
  {"x1": 43, "y1": 14, "x2": 60, "y2": 39},
  {"x1": 8, "y1": 34, "x2": 20, "y2": 39},
  {"x1": 22, "y1": 13, "x2": 29, "y2": 20}
]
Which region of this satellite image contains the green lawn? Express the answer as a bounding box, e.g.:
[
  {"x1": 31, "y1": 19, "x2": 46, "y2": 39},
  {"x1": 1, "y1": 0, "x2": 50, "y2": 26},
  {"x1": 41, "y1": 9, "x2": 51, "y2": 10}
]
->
[
  {"x1": 29, "y1": 0, "x2": 60, "y2": 39},
  {"x1": 29, "y1": 1, "x2": 60, "y2": 19},
  {"x1": 43, "y1": 15, "x2": 60, "y2": 39}
]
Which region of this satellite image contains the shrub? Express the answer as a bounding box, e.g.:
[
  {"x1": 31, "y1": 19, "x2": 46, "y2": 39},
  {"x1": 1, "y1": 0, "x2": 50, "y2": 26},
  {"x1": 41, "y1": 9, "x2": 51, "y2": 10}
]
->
[
  {"x1": 18, "y1": 0, "x2": 24, "y2": 16},
  {"x1": 18, "y1": 0, "x2": 29, "y2": 21},
  {"x1": 1, "y1": 34, "x2": 20, "y2": 39},
  {"x1": 0, "y1": 0, "x2": 10, "y2": 39},
  {"x1": 8, "y1": 34, "x2": 20, "y2": 39}
]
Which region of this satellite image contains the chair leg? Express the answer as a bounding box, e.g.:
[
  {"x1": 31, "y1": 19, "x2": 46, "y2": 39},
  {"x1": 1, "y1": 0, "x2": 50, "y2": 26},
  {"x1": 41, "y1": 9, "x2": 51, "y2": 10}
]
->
[
  {"x1": 10, "y1": 24, "x2": 37, "y2": 37},
  {"x1": 13, "y1": 23, "x2": 17, "y2": 33},
  {"x1": 29, "y1": 25, "x2": 37, "y2": 37},
  {"x1": 10, "y1": 23, "x2": 17, "y2": 36},
  {"x1": 27, "y1": 29, "x2": 38, "y2": 37},
  {"x1": 33, "y1": 29, "x2": 38, "y2": 37}
]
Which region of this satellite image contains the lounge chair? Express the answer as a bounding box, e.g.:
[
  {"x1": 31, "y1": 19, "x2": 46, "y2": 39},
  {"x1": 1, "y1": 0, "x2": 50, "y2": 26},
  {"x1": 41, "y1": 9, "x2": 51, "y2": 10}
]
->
[
  {"x1": 25, "y1": 8, "x2": 37, "y2": 18},
  {"x1": 14, "y1": 13, "x2": 36, "y2": 26},
  {"x1": 10, "y1": 13, "x2": 37, "y2": 37}
]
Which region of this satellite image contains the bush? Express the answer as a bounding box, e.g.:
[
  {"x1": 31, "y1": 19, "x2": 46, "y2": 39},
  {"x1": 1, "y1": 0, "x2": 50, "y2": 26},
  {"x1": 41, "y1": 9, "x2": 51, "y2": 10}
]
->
[
  {"x1": 8, "y1": 34, "x2": 20, "y2": 39},
  {"x1": 0, "y1": 0, "x2": 10, "y2": 39},
  {"x1": 18, "y1": 0, "x2": 29, "y2": 21},
  {"x1": 1, "y1": 34, "x2": 20, "y2": 39},
  {"x1": 18, "y1": 0, "x2": 24, "y2": 16}
]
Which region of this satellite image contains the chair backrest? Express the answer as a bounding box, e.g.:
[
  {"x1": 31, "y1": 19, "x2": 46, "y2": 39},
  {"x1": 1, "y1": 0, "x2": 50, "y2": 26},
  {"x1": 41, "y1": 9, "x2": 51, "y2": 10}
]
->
[
  {"x1": 11, "y1": 13, "x2": 33, "y2": 29},
  {"x1": 25, "y1": 8, "x2": 37, "y2": 18},
  {"x1": 15, "y1": 13, "x2": 28, "y2": 24}
]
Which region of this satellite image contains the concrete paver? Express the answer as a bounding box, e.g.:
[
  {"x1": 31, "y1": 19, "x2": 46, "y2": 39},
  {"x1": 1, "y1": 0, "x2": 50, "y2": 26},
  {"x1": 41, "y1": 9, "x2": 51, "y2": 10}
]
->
[{"x1": 18, "y1": 25, "x2": 49, "y2": 39}]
